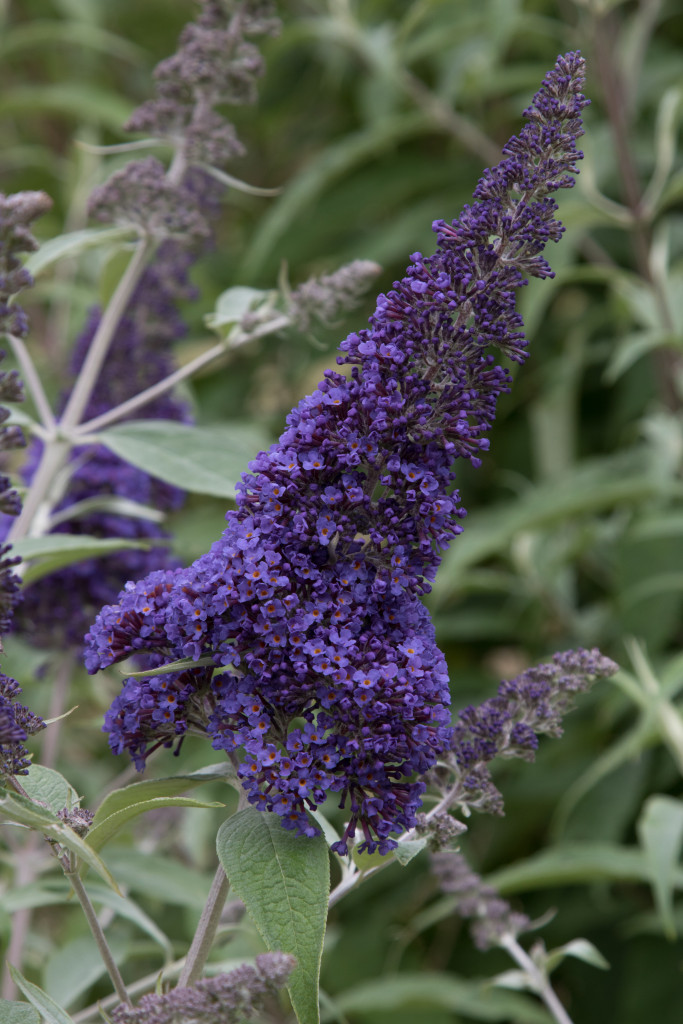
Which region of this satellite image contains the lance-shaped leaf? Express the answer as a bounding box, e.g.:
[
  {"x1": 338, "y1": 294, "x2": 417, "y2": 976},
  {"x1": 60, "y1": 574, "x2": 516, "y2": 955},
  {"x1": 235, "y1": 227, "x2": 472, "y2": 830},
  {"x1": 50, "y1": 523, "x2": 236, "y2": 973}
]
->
[
  {"x1": 637, "y1": 794, "x2": 683, "y2": 939},
  {"x1": 217, "y1": 808, "x2": 329, "y2": 1024},
  {"x1": 94, "y1": 420, "x2": 270, "y2": 499},
  {"x1": 7, "y1": 967, "x2": 76, "y2": 1024},
  {"x1": 0, "y1": 790, "x2": 119, "y2": 892},
  {"x1": 85, "y1": 796, "x2": 224, "y2": 857}
]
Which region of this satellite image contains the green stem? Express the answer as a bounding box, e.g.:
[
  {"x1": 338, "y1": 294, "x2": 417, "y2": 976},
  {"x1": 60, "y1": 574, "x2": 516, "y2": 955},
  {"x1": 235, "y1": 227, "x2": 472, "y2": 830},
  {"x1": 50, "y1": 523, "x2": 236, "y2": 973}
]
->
[
  {"x1": 176, "y1": 864, "x2": 231, "y2": 988},
  {"x1": 66, "y1": 864, "x2": 132, "y2": 1007},
  {"x1": 72, "y1": 313, "x2": 291, "y2": 436},
  {"x1": 59, "y1": 237, "x2": 155, "y2": 431},
  {"x1": 6, "y1": 332, "x2": 56, "y2": 432},
  {"x1": 499, "y1": 934, "x2": 575, "y2": 1024}
]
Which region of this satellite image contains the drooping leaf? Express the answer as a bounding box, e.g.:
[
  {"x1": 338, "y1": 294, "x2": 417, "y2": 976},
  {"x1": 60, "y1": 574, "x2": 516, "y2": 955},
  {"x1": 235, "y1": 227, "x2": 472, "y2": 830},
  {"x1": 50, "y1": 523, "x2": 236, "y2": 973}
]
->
[
  {"x1": 486, "y1": 841, "x2": 683, "y2": 894},
  {"x1": 2, "y1": 878, "x2": 172, "y2": 957},
  {"x1": 636, "y1": 795, "x2": 683, "y2": 939},
  {"x1": 92, "y1": 763, "x2": 236, "y2": 826},
  {"x1": 85, "y1": 796, "x2": 224, "y2": 856},
  {"x1": 43, "y1": 935, "x2": 130, "y2": 1011},
  {"x1": 7, "y1": 968, "x2": 76, "y2": 1024},
  {"x1": 101, "y1": 849, "x2": 213, "y2": 910},
  {"x1": 12, "y1": 535, "x2": 155, "y2": 586},
  {"x1": 0, "y1": 791, "x2": 120, "y2": 893},
  {"x1": 320, "y1": 972, "x2": 553, "y2": 1023},
  {"x1": 95, "y1": 420, "x2": 270, "y2": 498},
  {"x1": 217, "y1": 808, "x2": 330, "y2": 1024}
]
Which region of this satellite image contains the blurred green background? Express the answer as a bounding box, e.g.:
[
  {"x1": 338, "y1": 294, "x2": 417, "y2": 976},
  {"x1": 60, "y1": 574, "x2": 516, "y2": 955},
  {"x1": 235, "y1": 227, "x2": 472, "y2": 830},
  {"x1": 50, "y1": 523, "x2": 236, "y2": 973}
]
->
[{"x1": 1, "y1": 1, "x2": 683, "y2": 1021}]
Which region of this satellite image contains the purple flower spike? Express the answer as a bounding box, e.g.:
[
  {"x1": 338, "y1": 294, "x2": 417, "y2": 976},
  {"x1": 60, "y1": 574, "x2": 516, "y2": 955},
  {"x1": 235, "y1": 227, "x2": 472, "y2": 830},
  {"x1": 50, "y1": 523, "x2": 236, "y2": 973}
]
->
[{"x1": 87, "y1": 54, "x2": 591, "y2": 854}]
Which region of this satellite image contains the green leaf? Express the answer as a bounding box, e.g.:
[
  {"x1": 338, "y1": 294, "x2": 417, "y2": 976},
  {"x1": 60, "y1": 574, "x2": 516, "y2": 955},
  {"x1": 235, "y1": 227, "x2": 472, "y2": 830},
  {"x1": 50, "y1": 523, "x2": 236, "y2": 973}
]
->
[
  {"x1": 20, "y1": 765, "x2": 76, "y2": 815},
  {"x1": 545, "y1": 938, "x2": 610, "y2": 973},
  {"x1": 0, "y1": 85, "x2": 133, "y2": 131},
  {"x1": 217, "y1": 808, "x2": 330, "y2": 1024},
  {"x1": 393, "y1": 836, "x2": 428, "y2": 866},
  {"x1": 429, "y1": 451, "x2": 673, "y2": 608},
  {"x1": 2, "y1": 877, "x2": 172, "y2": 957},
  {"x1": 12, "y1": 535, "x2": 155, "y2": 586},
  {"x1": 24, "y1": 226, "x2": 136, "y2": 277},
  {"x1": 0, "y1": 1000, "x2": 40, "y2": 1024},
  {"x1": 85, "y1": 796, "x2": 223, "y2": 857},
  {"x1": 205, "y1": 286, "x2": 273, "y2": 334},
  {"x1": 44, "y1": 935, "x2": 129, "y2": 1010},
  {"x1": 240, "y1": 112, "x2": 430, "y2": 281},
  {"x1": 101, "y1": 849, "x2": 213, "y2": 909},
  {"x1": 95, "y1": 420, "x2": 270, "y2": 499},
  {"x1": 0, "y1": 788, "x2": 62, "y2": 829},
  {"x1": 321, "y1": 973, "x2": 553, "y2": 1023},
  {"x1": 486, "y1": 841, "x2": 683, "y2": 895},
  {"x1": 636, "y1": 795, "x2": 683, "y2": 939},
  {"x1": 0, "y1": 20, "x2": 143, "y2": 62},
  {"x1": 0, "y1": 791, "x2": 120, "y2": 893},
  {"x1": 7, "y1": 968, "x2": 76, "y2": 1024},
  {"x1": 92, "y1": 764, "x2": 235, "y2": 826},
  {"x1": 121, "y1": 655, "x2": 218, "y2": 678}
]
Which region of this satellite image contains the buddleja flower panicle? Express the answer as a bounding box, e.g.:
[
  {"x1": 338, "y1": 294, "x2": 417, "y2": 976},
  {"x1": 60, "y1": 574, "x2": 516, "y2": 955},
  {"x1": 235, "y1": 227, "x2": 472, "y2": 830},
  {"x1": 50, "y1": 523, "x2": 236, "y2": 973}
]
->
[{"x1": 87, "y1": 53, "x2": 591, "y2": 856}]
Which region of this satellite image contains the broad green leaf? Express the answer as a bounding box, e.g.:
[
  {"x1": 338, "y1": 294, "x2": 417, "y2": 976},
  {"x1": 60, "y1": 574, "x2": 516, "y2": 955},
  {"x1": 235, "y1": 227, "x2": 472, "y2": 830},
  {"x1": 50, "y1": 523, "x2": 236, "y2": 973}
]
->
[
  {"x1": 320, "y1": 973, "x2": 552, "y2": 1023},
  {"x1": 21, "y1": 765, "x2": 76, "y2": 815},
  {"x1": 13, "y1": 535, "x2": 155, "y2": 586},
  {"x1": 7, "y1": 968, "x2": 76, "y2": 1024},
  {"x1": 85, "y1": 796, "x2": 224, "y2": 856},
  {"x1": 217, "y1": 808, "x2": 330, "y2": 1024},
  {"x1": 92, "y1": 764, "x2": 236, "y2": 825},
  {"x1": 486, "y1": 841, "x2": 683, "y2": 894},
  {"x1": 25, "y1": 226, "x2": 136, "y2": 277},
  {"x1": 96, "y1": 420, "x2": 270, "y2": 498},
  {"x1": 0, "y1": 1000, "x2": 40, "y2": 1024},
  {"x1": 636, "y1": 795, "x2": 683, "y2": 939}
]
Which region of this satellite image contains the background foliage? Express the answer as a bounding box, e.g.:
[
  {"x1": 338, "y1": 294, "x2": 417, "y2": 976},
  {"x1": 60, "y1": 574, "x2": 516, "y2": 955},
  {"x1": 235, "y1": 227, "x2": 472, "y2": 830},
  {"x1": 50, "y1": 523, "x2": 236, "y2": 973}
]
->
[{"x1": 1, "y1": 1, "x2": 683, "y2": 1022}]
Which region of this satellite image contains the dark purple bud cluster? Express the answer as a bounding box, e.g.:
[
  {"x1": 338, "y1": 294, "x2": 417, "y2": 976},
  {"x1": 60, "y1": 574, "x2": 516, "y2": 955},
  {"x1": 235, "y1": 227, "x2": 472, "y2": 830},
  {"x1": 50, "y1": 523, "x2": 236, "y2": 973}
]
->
[
  {"x1": 110, "y1": 951, "x2": 295, "y2": 1024},
  {"x1": 125, "y1": 0, "x2": 280, "y2": 168},
  {"x1": 443, "y1": 648, "x2": 619, "y2": 815},
  {"x1": 0, "y1": 190, "x2": 52, "y2": 339},
  {"x1": 86, "y1": 54, "x2": 591, "y2": 855},
  {"x1": 431, "y1": 848, "x2": 530, "y2": 951},
  {"x1": 0, "y1": 348, "x2": 28, "y2": 523},
  {"x1": 0, "y1": 672, "x2": 45, "y2": 777}
]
